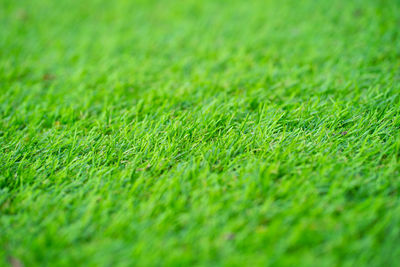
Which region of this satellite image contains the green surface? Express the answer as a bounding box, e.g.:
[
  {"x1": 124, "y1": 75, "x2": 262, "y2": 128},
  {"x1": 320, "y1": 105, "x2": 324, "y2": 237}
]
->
[{"x1": 1, "y1": 0, "x2": 400, "y2": 266}]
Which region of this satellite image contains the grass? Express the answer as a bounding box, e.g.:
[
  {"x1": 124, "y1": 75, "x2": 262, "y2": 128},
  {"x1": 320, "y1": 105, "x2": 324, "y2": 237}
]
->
[{"x1": 1, "y1": 0, "x2": 400, "y2": 266}]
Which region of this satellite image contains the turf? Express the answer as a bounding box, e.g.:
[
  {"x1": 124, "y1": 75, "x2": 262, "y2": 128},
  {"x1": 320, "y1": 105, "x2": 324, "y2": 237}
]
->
[{"x1": 1, "y1": 0, "x2": 400, "y2": 266}]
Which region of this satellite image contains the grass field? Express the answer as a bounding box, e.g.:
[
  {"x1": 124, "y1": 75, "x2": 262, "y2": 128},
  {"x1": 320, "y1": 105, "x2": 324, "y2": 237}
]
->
[{"x1": 1, "y1": 0, "x2": 400, "y2": 266}]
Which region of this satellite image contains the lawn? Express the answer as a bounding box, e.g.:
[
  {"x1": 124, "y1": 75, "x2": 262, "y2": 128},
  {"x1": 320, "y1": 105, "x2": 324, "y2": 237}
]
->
[{"x1": 1, "y1": 0, "x2": 400, "y2": 266}]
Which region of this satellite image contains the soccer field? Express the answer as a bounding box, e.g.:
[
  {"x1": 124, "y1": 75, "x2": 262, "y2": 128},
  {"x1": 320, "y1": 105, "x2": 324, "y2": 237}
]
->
[{"x1": 1, "y1": 0, "x2": 400, "y2": 266}]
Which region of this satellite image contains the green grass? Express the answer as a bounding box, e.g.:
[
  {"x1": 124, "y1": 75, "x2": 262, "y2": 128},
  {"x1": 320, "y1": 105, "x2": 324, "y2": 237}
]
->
[{"x1": 1, "y1": 0, "x2": 400, "y2": 266}]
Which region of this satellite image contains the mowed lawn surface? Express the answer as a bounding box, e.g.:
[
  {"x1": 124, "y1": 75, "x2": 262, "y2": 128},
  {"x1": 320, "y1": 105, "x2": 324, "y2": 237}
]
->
[{"x1": 1, "y1": 0, "x2": 400, "y2": 266}]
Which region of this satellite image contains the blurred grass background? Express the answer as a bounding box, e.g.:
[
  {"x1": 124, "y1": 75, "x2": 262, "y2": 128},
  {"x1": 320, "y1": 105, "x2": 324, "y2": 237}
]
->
[{"x1": 1, "y1": 0, "x2": 400, "y2": 266}]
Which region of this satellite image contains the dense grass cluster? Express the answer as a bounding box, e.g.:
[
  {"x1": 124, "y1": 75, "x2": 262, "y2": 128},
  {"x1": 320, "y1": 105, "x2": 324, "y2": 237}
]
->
[{"x1": 1, "y1": 0, "x2": 400, "y2": 265}]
